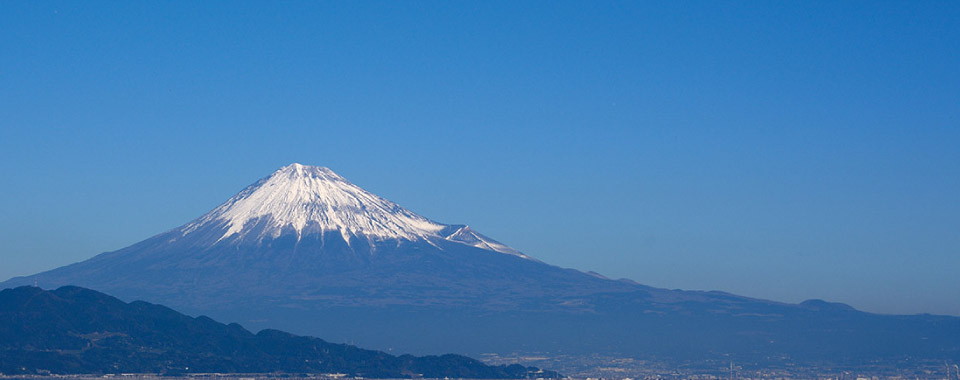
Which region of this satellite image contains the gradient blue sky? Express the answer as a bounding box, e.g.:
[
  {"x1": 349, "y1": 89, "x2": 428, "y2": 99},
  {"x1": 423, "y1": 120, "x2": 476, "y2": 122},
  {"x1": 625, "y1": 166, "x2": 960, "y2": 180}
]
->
[{"x1": 1, "y1": 1, "x2": 958, "y2": 315}]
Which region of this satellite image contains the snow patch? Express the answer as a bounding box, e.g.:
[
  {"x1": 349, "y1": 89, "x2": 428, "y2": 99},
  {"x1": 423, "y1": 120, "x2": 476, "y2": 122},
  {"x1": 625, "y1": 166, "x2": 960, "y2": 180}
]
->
[{"x1": 182, "y1": 163, "x2": 531, "y2": 259}]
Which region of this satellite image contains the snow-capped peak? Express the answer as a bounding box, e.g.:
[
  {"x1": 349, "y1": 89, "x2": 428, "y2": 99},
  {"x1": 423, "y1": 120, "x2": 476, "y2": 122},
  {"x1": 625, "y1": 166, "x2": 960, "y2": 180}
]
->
[{"x1": 182, "y1": 163, "x2": 529, "y2": 259}]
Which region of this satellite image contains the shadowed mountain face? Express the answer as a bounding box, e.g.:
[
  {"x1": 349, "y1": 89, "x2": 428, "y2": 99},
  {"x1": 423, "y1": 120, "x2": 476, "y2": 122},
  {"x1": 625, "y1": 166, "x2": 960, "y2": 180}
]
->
[
  {"x1": 3, "y1": 164, "x2": 959, "y2": 364},
  {"x1": 0, "y1": 286, "x2": 556, "y2": 378}
]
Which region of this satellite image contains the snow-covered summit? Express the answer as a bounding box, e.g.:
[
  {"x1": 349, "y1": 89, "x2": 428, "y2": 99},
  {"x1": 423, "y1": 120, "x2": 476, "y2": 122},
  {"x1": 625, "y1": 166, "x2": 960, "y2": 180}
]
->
[{"x1": 183, "y1": 163, "x2": 529, "y2": 259}]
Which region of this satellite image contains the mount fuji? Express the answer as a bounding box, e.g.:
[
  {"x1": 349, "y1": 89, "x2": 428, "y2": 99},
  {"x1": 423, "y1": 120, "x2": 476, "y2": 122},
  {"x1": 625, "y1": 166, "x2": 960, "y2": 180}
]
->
[{"x1": 3, "y1": 163, "x2": 958, "y2": 365}]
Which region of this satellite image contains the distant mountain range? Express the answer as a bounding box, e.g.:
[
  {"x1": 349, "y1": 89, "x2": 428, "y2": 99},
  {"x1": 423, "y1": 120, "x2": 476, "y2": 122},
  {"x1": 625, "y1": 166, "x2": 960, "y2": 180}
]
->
[
  {"x1": 0, "y1": 285, "x2": 557, "y2": 377},
  {"x1": 3, "y1": 163, "x2": 958, "y2": 365}
]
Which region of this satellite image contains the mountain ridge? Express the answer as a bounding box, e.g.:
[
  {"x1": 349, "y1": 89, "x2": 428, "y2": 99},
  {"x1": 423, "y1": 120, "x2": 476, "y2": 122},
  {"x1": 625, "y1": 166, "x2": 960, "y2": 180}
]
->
[
  {"x1": 0, "y1": 285, "x2": 558, "y2": 378},
  {"x1": 2, "y1": 163, "x2": 958, "y2": 364}
]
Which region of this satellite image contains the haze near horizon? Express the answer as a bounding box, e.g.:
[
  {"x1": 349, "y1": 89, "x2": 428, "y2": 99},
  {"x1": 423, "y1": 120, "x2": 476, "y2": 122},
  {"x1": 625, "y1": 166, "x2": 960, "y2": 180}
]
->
[{"x1": 1, "y1": 1, "x2": 958, "y2": 316}]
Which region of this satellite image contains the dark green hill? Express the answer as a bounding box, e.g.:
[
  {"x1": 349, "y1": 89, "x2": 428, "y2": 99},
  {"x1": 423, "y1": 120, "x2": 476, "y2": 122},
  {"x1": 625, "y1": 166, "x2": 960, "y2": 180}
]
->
[{"x1": 0, "y1": 286, "x2": 557, "y2": 378}]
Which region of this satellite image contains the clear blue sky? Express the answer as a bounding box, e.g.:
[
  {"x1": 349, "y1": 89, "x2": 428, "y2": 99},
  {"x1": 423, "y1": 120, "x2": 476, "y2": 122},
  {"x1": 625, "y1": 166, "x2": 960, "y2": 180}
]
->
[{"x1": 1, "y1": 1, "x2": 958, "y2": 315}]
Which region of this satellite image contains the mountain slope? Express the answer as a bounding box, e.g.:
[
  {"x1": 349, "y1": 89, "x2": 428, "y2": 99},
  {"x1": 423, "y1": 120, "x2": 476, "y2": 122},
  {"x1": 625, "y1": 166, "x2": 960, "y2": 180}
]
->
[
  {"x1": 0, "y1": 286, "x2": 557, "y2": 378},
  {"x1": 2, "y1": 163, "x2": 959, "y2": 364}
]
